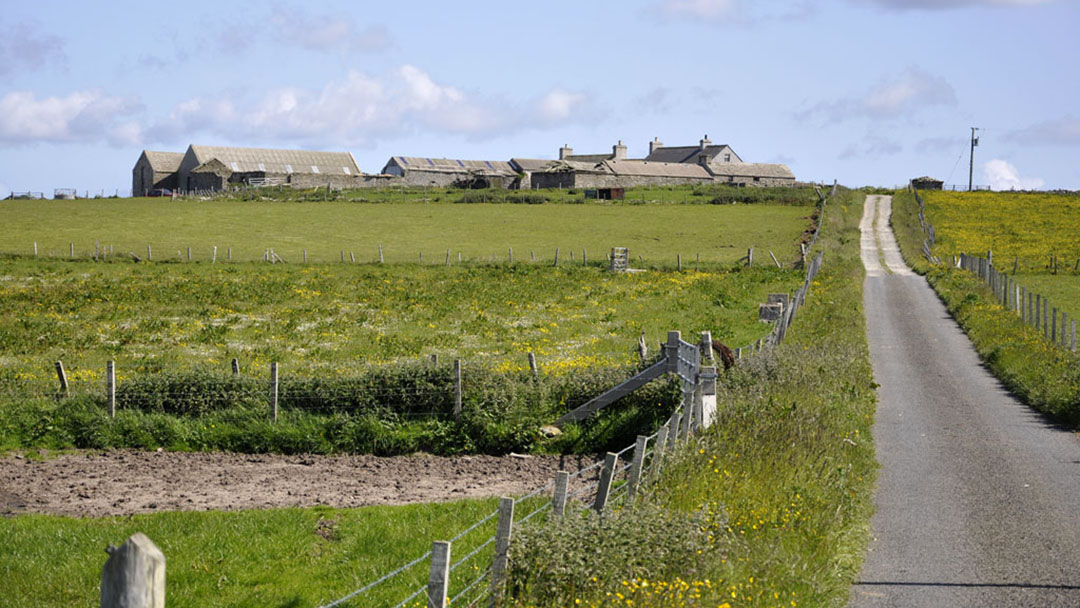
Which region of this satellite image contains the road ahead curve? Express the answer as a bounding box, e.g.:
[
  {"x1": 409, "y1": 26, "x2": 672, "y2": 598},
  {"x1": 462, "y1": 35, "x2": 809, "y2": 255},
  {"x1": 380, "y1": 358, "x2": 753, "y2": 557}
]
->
[{"x1": 850, "y1": 195, "x2": 1080, "y2": 607}]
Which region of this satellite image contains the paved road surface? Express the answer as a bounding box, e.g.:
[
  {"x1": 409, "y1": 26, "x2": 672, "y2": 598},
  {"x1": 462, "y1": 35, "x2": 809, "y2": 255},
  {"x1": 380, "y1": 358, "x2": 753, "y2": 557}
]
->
[{"x1": 850, "y1": 195, "x2": 1080, "y2": 607}]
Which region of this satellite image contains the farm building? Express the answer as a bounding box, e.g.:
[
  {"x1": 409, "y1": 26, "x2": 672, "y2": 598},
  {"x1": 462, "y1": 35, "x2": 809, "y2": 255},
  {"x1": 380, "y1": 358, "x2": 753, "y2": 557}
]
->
[
  {"x1": 549, "y1": 136, "x2": 794, "y2": 187},
  {"x1": 176, "y1": 145, "x2": 363, "y2": 191},
  {"x1": 910, "y1": 176, "x2": 944, "y2": 190},
  {"x1": 380, "y1": 157, "x2": 520, "y2": 188},
  {"x1": 132, "y1": 150, "x2": 184, "y2": 196}
]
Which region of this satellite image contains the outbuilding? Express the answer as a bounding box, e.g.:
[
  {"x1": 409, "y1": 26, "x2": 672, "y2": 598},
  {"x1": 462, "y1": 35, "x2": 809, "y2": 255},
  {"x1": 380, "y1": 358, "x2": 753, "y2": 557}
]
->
[{"x1": 132, "y1": 150, "x2": 184, "y2": 197}]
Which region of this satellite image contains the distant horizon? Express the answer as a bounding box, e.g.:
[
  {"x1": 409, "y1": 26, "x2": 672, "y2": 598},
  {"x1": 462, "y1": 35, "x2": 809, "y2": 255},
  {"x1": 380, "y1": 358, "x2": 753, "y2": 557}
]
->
[{"x1": 2, "y1": 1, "x2": 1077, "y2": 197}]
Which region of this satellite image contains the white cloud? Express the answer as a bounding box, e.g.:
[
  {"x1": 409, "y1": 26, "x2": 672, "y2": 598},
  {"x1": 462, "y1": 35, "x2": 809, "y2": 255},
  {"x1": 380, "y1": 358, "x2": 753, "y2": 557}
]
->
[
  {"x1": 147, "y1": 66, "x2": 593, "y2": 146},
  {"x1": 797, "y1": 67, "x2": 956, "y2": 123},
  {"x1": 270, "y1": 8, "x2": 391, "y2": 53},
  {"x1": 1005, "y1": 116, "x2": 1080, "y2": 146},
  {"x1": 983, "y1": 159, "x2": 1045, "y2": 190},
  {"x1": 0, "y1": 21, "x2": 65, "y2": 75},
  {"x1": 838, "y1": 135, "x2": 903, "y2": 159},
  {"x1": 652, "y1": 0, "x2": 742, "y2": 22},
  {"x1": 0, "y1": 90, "x2": 142, "y2": 145},
  {"x1": 854, "y1": 0, "x2": 1053, "y2": 9}
]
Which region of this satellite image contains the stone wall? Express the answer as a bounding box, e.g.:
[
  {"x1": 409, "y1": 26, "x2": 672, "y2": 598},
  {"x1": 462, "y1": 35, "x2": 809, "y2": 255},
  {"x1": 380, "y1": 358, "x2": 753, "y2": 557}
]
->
[
  {"x1": 531, "y1": 172, "x2": 713, "y2": 189},
  {"x1": 131, "y1": 161, "x2": 179, "y2": 196}
]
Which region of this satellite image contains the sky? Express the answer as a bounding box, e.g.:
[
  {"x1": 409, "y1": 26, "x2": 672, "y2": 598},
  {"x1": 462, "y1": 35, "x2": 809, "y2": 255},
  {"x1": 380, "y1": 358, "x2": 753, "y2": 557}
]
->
[{"x1": 1, "y1": 0, "x2": 1078, "y2": 198}]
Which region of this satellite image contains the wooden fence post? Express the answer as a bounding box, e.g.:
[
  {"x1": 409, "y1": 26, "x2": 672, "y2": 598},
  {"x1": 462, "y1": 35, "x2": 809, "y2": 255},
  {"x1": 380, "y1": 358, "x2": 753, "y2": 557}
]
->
[
  {"x1": 270, "y1": 362, "x2": 279, "y2": 423},
  {"x1": 427, "y1": 541, "x2": 450, "y2": 608},
  {"x1": 212, "y1": 246, "x2": 217, "y2": 264},
  {"x1": 746, "y1": 247, "x2": 753, "y2": 267},
  {"x1": 667, "y1": 409, "x2": 682, "y2": 453},
  {"x1": 378, "y1": 244, "x2": 384, "y2": 263},
  {"x1": 593, "y1": 452, "x2": 618, "y2": 513},
  {"x1": 107, "y1": 361, "x2": 116, "y2": 418},
  {"x1": 33, "y1": 241, "x2": 37, "y2": 256},
  {"x1": 1072, "y1": 320, "x2": 1077, "y2": 352},
  {"x1": 627, "y1": 435, "x2": 647, "y2": 501},
  {"x1": 70, "y1": 243, "x2": 74, "y2": 258},
  {"x1": 552, "y1": 471, "x2": 569, "y2": 517},
  {"x1": 186, "y1": 247, "x2": 191, "y2": 262},
  {"x1": 55, "y1": 360, "x2": 68, "y2": 397},
  {"x1": 508, "y1": 247, "x2": 513, "y2": 264},
  {"x1": 528, "y1": 352, "x2": 538, "y2": 378},
  {"x1": 489, "y1": 497, "x2": 515, "y2": 606},
  {"x1": 303, "y1": 250, "x2": 307, "y2": 264},
  {"x1": 147, "y1": 245, "x2": 152, "y2": 261},
  {"x1": 430, "y1": 353, "x2": 439, "y2": 366},
  {"x1": 231, "y1": 358, "x2": 239, "y2": 376},
  {"x1": 227, "y1": 247, "x2": 231, "y2": 261},
  {"x1": 582, "y1": 248, "x2": 587, "y2": 266},
  {"x1": 100, "y1": 533, "x2": 165, "y2": 608},
  {"x1": 677, "y1": 253, "x2": 682, "y2": 271},
  {"x1": 553, "y1": 247, "x2": 559, "y2": 266},
  {"x1": 453, "y1": 359, "x2": 462, "y2": 419}
]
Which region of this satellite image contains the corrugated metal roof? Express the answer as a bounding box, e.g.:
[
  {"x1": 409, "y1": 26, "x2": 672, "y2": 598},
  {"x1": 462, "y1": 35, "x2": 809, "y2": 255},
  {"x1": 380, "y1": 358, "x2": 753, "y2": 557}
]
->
[
  {"x1": 603, "y1": 160, "x2": 712, "y2": 179},
  {"x1": 643, "y1": 145, "x2": 735, "y2": 164},
  {"x1": 709, "y1": 162, "x2": 795, "y2": 179},
  {"x1": 141, "y1": 150, "x2": 185, "y2": 172},
  {"x1": 392, "y1": 156, "x2": 517, "y2": 176},
  {"x1": 189, "y1": 145, "x2": 361, "y2": 176}
]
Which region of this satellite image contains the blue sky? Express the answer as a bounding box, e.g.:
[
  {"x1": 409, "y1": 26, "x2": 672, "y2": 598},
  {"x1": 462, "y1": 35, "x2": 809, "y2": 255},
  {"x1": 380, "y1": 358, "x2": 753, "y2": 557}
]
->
[{"x1": 1, "y1": 0, "x2": 1077, "y2": 197}]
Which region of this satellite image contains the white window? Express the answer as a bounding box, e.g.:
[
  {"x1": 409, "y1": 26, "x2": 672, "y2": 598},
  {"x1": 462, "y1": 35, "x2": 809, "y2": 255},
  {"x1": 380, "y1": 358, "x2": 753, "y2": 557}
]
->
[
  {"x1": 342, "y1": 167, "x2": 351, "y2": 175},
  {"x1": 311, "y1": 165, "x2": 320, "y2": 174}
]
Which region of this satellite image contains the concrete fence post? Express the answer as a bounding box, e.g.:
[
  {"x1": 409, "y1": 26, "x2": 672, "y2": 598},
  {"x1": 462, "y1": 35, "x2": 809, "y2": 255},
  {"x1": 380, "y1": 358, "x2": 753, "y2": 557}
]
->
[
  {"x1": 700, "y1": 366, "x2": 718, "y2": 429},
  {"x1": 489, "y1": 497, "x2": 515, "y2": 607},
  {"x1": 107, "y1": 361, "x2": 116, "y2": 418},
  {"x1": 651, "y1": 422, "x2": 670, "y2": 480},
  {"x1": 55, "y1": 360, "x2": 68, "y2": 397},
  {"x1": 552, "y1": 471, "x2": 569, "y2": 517},
  {"x1": 627, "y1": 435, "x2": 648, "y2": 501},
  {"x1": 453, "y1": 359, "x2": 462, "y2": 419},
  {"x1": 100, "y1": 533, "x2": 165, "y2": 608},
  {"x1": 270, "y1": 362, "x2": 279, "y2": 423},
  {"x1": 427, "y1": 541, "x2": 450, "y2": 608},
  {"x1": 700, "y1": 330, "x2": 714, "y2": 365},
  {"x1": 593, "y1": 452, "x2": 619, "y2": 513}
]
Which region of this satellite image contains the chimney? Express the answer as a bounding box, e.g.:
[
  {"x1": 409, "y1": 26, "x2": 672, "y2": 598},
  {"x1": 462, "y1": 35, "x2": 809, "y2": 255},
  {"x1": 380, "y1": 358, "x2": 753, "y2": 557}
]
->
[
  {"x1": 649, "y1": 137, "x2": 663, "y2": 155},
  {"x1": 699, "y1": 134, "x2": 712, "y2": 151},
  {"x1": 559, "y1": 144, "x2": 573, "y2": 160},
  {"x1": 612, "y1": 140, "x2": 627, "y2": 160}
]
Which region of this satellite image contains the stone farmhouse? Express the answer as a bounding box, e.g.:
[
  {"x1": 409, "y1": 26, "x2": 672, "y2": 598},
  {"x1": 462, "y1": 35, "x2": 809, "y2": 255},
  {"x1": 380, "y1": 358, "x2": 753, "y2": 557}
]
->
[
  {"x1": 133, "y1": 145, "x2": 363, "y2": 195},
  {"x1": 132, "y1": 135, "x2": 794, "y2": 195}
]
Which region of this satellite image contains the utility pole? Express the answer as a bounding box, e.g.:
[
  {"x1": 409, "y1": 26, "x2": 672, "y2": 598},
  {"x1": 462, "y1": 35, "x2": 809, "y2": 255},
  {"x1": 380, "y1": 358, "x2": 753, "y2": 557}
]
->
[{"x1": 968, "y1": 127, "x2": 980, "y2": 192}]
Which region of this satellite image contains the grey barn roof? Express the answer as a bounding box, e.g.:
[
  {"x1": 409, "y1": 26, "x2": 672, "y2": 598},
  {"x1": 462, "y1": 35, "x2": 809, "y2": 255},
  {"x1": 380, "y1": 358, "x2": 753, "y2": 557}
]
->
[
  {"x1": 709, "y1": 162, "x2": 795, "y2": 180},
  {"x1": 140, "y1": 150, "x2": 185, "y2": 172},
  {"x1": 643, "y1": 145, "x2": 737, "y2": 164},
  {"x1": 187, "y1": 145, "x2": 361, "y2": 175},
  {"x1": 603, "y1": 160, "x2": 712, "y2": 179},
  {"x1": 390, "y1": 156, "x2": 518, "y2": 176}
]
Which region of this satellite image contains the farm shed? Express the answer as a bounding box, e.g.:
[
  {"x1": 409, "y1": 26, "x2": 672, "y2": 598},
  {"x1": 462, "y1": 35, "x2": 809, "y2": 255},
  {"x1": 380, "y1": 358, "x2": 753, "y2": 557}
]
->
[
  {"x1": 528, "y1": 159, "x2": 713, "y2": 189},
  {"x1": 380, "y1": 157, "x2": 519, "y2": 188},
  {"x1": 707, "y1": 162, "x2": 796, "y2": 187},
  {"x1": 175, "y1": 145, "x2": 362, "y2": 192},
  {"x1": 132, "y1": 150, "x2": 184, "y2": 197},
  {"x1": 911, "y1": 176, "x2": 944, "y2": 190}
]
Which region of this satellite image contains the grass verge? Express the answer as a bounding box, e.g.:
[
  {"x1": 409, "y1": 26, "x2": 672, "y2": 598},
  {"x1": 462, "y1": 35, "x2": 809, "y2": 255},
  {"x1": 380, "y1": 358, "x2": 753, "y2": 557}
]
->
[
  {"x1": 506, "y1": 189, "x2": 878, "y2": 607},
  {"x1": 891, "y1": 191, "x2": 1080, "y2": 426}
]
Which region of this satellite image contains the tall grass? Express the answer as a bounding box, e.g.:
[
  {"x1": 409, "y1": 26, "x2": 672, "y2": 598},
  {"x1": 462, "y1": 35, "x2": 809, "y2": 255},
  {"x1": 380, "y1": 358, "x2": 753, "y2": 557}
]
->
[{"x1": 507, "y1": 190, "x2": 879, "y2": 607}]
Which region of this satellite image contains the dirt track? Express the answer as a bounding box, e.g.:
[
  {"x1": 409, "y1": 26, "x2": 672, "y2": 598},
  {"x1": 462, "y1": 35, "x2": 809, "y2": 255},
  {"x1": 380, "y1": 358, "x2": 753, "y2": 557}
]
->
[{"x1": 0, "y1": 450, "x2": 603, "y2": 518}]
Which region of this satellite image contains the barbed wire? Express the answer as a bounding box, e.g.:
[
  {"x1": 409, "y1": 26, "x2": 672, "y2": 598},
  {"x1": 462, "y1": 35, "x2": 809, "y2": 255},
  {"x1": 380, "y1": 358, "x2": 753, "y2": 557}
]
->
[{"x1": 315, "y1": 548, "x2": 432, "y2": 608}]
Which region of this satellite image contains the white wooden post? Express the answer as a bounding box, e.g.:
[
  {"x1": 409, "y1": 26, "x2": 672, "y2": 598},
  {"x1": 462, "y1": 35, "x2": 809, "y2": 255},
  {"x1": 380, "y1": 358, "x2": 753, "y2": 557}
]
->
[
  {"x1": 427, "y1": 541, "x2": 450, "y2": 608},
  {"x1": 33, "y1": 241, "x2": 37, "y2": 256},
  {"x1": 627, "y1": 435, "x2": 647, "y2": 500},
  {"x1": 453, "y1": 359, "x2": 462, "y2": 419},
  {"x1": 227, "y1": 247, "x2": 231, "y2": 260},
  {"x1": 100, "y1": 533, "x2": 165, "y2": 608},
  {"x1": 147, "y1": 245, "x2": 152, "y2": 261},
  {"x1": 508, "y1": 247, "x2": 513, "y2": 264},
  {"x1": 489, "y1": 497, "x2": 514, "y2": 607},
  {"x1": 107, "y1": 361, "x2": 116, "y2": 418},
  {"x1": 379, "y1": 244, "x2": 384, "y2": 263},
  {"x1": 593, "y1": 452, "x2": 618, "y2": 513},
  {"x1": 528, "y1": 352, "x2": 538, "y2": 378},
  {"x1": 212, "y1": 246, "x2": 217, "y2": 263},
  {"x1": 270, "y1": 362, "x2": 279, "y2": 423},
  {"x1": 70, "y1": 243, "x2": 74, "y2": 258},
  {"x1": 667, "y1": 409, "x2": 682, "y2": 452}
]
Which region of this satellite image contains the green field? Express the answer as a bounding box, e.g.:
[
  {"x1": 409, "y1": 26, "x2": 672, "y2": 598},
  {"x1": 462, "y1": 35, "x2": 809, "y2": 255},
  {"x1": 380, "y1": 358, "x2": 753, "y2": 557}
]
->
[
  {"x1": 0, "y1": 198, "x2": 813, "y2": 265},
  {"x1": 2, "y1": 190, "x2": 880, "y2": 608},
  {"x1": 1013, "y1": 274, "x2": 1080, "y2": 324}
]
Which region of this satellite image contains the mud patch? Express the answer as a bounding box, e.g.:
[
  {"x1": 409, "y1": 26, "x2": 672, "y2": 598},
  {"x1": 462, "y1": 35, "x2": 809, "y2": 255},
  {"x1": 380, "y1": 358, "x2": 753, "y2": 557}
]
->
[{"x1": 0, "y1": 450, "x2": 603, "y2": 518}]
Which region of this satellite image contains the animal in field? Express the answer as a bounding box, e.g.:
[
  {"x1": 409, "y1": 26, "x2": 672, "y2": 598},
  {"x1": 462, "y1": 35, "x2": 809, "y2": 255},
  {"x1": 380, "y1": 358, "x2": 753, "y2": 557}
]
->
[{"x1": 710, "y1": 340, "x2": 736, "y2": 370}]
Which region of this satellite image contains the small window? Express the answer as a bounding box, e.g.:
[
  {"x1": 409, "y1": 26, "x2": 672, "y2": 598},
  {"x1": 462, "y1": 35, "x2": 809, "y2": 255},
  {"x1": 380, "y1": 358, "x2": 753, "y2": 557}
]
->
[
  {"x1": 230, "y1": 162, "x2": 240, "y2": 171},
  {"x1": 258, "y1": 163, "x2": 266, "y2": 171},
  {"x1": 724, "y1": 154, "x2": 731, "y2": 162},
  {"x1": 753, "y1": 176, "x2": 761, "y2": 182},
  {"x1": 342, "y1": 167, "x2": 351, "y2": 175},
  {"x1": 311, "y1": 166, "x2": 320, "y2": 174}
]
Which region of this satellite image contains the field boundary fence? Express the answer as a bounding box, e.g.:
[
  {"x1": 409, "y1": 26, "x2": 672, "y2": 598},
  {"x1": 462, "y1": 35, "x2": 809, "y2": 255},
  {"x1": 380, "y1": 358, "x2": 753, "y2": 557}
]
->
[
  {"x1": 957, "y1": 252, "x2": 1077, "y2": 353},
  {"x1": 911, "y1": 190, "x2": 940, "y2": 264}
]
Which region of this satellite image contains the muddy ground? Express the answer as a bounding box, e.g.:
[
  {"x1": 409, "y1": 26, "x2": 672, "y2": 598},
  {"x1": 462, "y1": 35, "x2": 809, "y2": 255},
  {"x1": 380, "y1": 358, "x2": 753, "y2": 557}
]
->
[{"x1": 0, "y1": 450, "x2": 604, "y2": 518}]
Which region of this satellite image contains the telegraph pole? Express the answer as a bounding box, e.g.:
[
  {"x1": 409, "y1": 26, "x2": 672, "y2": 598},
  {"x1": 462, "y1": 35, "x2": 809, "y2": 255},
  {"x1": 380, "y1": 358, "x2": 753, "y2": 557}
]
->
[{"x1": 968, "y1": 127, "x2": 980, "y2": 192}]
